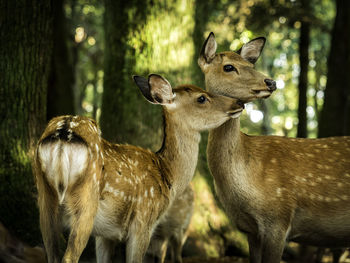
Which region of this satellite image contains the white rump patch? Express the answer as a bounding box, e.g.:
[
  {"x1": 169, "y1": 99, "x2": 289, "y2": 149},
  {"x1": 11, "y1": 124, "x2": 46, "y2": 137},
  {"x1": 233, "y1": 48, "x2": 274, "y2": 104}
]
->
[{"x1": 38, "y1": 141, "x2": 89, "y2": 204}]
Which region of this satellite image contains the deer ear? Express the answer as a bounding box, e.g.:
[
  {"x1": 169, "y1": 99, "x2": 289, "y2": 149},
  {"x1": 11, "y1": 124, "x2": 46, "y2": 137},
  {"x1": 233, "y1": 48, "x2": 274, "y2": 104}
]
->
[
  {"x1": 133, "y1": 75, "x2": 155, "y2": 103},
  {"x1": 237, "y1": 37, "x2": 266, "y2": 64},
  {"x1": 147, "y1": 74, "x2": 174, "y2": 105},
  {"x1": 198, "y1": 32, "x2": 217, "y2": 69}
]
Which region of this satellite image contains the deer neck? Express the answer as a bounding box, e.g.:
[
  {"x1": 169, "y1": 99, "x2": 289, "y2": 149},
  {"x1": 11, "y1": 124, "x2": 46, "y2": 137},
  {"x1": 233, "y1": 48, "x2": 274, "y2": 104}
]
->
[
  {"x1": 207, "y1": 117, "x2": 248, "y2": 188},
  {"x1": 157, "y1": 111, "x2": 200, "y2": 196},
  {"x1": 208, "y1": 117, "x2": 243, "y2": 152}
]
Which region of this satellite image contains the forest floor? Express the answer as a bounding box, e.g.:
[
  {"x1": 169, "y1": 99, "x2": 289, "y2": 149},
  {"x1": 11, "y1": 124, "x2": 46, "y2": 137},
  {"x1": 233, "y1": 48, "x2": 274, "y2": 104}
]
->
[{"x1": 79, "y1": 254, "x2": 348, "y2": 263}]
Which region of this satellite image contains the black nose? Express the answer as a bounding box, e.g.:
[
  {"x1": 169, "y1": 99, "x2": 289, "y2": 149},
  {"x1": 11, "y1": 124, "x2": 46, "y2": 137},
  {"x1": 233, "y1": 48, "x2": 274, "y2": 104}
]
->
[
  {"x1": 237, "y1": 100, "x2": 245, "y2": 109},
  {"x1": 264, "y1": 79, "x2": 277, "y2": 91}
]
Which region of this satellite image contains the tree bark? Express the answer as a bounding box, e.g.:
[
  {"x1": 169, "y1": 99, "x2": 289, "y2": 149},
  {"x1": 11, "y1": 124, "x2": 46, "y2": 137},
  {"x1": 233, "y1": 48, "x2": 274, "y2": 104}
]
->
[
  {"x1": 0, "y1": 0, "x2": 53, "y2": 244},
  {"x1": 47, "y1": 0, "x2": 75, "y2": 120},
  {"x1": 100, "y1": 0, "x2": 131, "y2": 142},
  {"x1": 100, "y1": 0, "x2": 149, "y2": 143},
  {"x1": 318, "y1": 0, "x2": 350, "y2": 137},
  {"x1": 297, "y1": 0, "x2": 310, "y2": 138}
]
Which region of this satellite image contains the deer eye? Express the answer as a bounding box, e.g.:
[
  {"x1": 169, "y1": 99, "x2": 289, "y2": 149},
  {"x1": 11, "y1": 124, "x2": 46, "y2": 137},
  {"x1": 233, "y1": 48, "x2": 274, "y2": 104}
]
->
[
  {"x1": 223, "y1": 64, "x2": 237, "y2": 72},
  {"x1": 197, "y1": 95, "x2": 207, "y2": 104}
]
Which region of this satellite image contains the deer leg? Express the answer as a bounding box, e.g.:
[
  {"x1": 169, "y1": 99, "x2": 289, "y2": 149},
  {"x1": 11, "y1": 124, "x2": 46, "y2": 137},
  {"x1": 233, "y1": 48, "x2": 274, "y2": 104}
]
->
[
  {"x1": 126, "y1": 227, "x2": 152, "y2": 263},
  {"x1": 62, "y1": 185, "x2": 98, "y2": 263},
  {"x1": 248, "y1": 233, "x2": 263, "y2": 263},
  {"x1": 96, "y1": 236, "x2": 116, "y2": 263},
  {"x1": 261, "y1": 229, "x2": 287, "y2": 263},
  {"x1": 144, "y1": 235, "x2": 168, "y2": 263},
  {"x1": 38, "y1": 188, "x2": 61, "y2": 263},
  {"x1": 170, "y1": 233, "x2": 183, "y2": 263}
]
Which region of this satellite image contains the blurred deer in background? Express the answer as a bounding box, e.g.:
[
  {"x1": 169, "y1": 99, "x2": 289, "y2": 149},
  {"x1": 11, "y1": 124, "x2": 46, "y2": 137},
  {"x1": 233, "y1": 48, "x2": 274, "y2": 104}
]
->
[
  {"x1": 198, "y1": 32, "x2": 350, "y2": 263},
  {"x1": 144, "y1": 185, "x2": 194, "y2": 263},
  {"x1": 34, "y1": 74, "x2": 244, "y2": 263}
]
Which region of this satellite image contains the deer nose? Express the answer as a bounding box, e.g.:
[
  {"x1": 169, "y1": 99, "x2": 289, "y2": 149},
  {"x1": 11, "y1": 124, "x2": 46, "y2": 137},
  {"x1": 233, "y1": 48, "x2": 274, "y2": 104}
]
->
[{"x1": 264, "y1": 79, "x2": 277, "y2": 91}]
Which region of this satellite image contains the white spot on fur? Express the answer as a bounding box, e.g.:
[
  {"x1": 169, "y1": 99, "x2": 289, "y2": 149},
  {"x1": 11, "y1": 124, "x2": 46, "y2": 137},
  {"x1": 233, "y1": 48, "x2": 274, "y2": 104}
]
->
[
  {"x1": 56, "y1": 120, "x2": 65, "y2": 128},
  {"x1": 276, "y1": 188, "x2": 282, "y2": 197},
  {"x1": 103, "y1": 183, "x2": 120, "y2": 196},
  {"x1": 150, "y1": 187, "x2": 154, "y2": 197},
  {"x1": 271, "y1": 158, "x2": 277, "y2": 164},
  {"x1": 70, "y1": 121, "x2": 79, "y2": 128}
]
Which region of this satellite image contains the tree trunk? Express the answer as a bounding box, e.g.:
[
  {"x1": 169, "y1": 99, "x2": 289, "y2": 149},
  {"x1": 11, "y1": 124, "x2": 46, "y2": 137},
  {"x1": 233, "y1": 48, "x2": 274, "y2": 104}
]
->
[
  {"x1": 47, "y1": 0, "x2": 75, "y2": 120},
  {"x1": 100, "y1": 0, "x2": 130, "y2": 142},
  {"x1": 100, "y1": 0, "x2": 149, "y2": 143},
  {"x1": 318, "y1": 0, "x2": 350, "y2": 137},
  {"x1": 297, "y1": 0, "x2": 310, "y2": 138},
  {"x1": 0, "y1": 0, "x2": 53, "y2": 244}
]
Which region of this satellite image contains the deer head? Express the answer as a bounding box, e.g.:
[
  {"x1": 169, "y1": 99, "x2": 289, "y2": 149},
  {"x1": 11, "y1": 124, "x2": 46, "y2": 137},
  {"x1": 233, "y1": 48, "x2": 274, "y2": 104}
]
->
[
  {"x1": 198, "y1": 32, "x2": 276, "y2": 102},
  {"x1": 133, "y1": 74, "x2": 244, "y2": 131}
]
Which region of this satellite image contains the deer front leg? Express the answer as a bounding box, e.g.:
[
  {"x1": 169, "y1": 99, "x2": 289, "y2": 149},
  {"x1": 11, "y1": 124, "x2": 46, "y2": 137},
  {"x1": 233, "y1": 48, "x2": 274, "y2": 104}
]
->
[
  {"x1": 126, "y1": 226, "x2": 152, "y2": 263},
  {"x1": 62, "y1": 186, "x2": 98, "y2": 263},
  {"x1": 248, "y1": 233, "x2": 263, "y2": 263},
  {"x1": 261, "y1": 227, "x2": 288, "y2": 263},
  {"x1": 38, "y1": 188, "x2": 61, "y2": 263},
  {"x1": 96, "y1": 236, "x2": 116, "y2": 263}
]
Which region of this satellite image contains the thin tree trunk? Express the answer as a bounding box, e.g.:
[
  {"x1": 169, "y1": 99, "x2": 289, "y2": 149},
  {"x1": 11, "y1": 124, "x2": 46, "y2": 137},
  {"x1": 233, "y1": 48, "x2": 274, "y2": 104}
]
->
[
  {"x1": 100, "y1": 0, "x2": 149, "y2": 143},
  {"x1": 100, "y1": 0, "x2": 130, "y2": 142},
  {"x1": 318, "y1": 0, "x2": 350, "y2": 137},
  {"x1": 0, "y1": 0, "x2": 53, "y2": 244},
  {"x1": 297, "y1": 1, "x2": 310, "y2": 138},
  {"x1": 47, "y1": 0, "x2": 75, "y2": 120}
]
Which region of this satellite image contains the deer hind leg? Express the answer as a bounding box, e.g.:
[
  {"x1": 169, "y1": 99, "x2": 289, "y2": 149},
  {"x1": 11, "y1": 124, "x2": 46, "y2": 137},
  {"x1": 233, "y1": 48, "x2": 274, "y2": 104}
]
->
[
  {"x1": 96, "y1": 236, "x2": 116, "y2": 263},
  {"x1": 126, "y1": 225, "x2": 152, "y2": 263},
  {"x1": 38, "y1": 186, "x2": 61, "y2": 263},
  {"x1": 62, "y1": 182, "x2": 99, "y2": 263},
  {"x1": 144, "y1": 235, "x2": 168, "y2": 263}
]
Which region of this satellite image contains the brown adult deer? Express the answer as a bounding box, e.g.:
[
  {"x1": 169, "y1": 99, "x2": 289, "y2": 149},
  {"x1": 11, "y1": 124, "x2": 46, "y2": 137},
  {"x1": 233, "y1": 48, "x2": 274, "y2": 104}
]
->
[
  {"x1": 144, "y1": 185, "x2": 194, "y2": 263},
  {"x1": 198, "y1": 32, "x2": 350, "y2": 263},
  {"x1": 34, "y1": 74, "x2": 243, "y2": 263}
]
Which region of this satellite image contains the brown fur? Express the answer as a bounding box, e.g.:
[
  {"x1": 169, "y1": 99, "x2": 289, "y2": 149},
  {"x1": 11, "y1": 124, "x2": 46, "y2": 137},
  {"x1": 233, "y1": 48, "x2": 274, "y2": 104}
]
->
[
  {"x1": 199, "y1": 33, "x2": 350, "y2": 263},
  {"x1": 34, "y1": 75, "x2": 243, "y2": 263}
]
